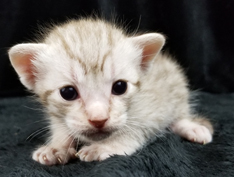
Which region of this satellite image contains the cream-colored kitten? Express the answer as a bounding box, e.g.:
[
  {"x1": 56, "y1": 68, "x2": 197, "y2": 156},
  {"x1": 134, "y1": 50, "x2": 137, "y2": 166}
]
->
[{"x1": 8, "y1": 18, "x2": 213, "y2": 165}]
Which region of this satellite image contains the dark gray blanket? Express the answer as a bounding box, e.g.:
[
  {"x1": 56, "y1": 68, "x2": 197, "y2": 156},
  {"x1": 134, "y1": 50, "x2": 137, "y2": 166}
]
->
[{"x1": 1, "y1": 92, "x2": 233, "y2": 177}]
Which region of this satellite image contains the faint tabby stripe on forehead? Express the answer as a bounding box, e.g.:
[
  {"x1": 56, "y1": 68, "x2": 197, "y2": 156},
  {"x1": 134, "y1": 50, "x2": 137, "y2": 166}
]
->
[
  {"x1": 107, "y1": 29, "x2": 113, "y2": 46},
  {"x1": 55, "y1": 30, "x2": 75, "y2": 59},
  {"x1": 99, "y1": 29, "x2": 114, "y2": 72},
  {"x1": 55, "y1": 29, "x2": 88, "y2": 74},
  {"x1": 75, "y1": 57, "x2": 88, "y2": 75},
  {"x1": 100, "y1": 50, "x2": 111, "y2": 71}
]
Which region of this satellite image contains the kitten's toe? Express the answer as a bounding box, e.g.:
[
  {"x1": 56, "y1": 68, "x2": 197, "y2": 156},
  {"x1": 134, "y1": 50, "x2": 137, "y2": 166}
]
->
[
  {"x1": 77, "y1": 144, "x2": 119, "y2": 162},
  {"x1": 77, "y1": 146, "x2": 106, "y2": 162},
  {"x1": 32, "y1": 146, "x2": 55, "y2": 165},
  {"x1": 98, "y1": 152, "x2": 110, "y2": 161},
  {"x1": 53, "y1": 148, "x2": 77, "y2": 164},
  {"x1": 185, "y1": 125, "x2": 212, "y2": 144},
  {"x1": 32, "y1": 146, "x2": 77, "y2": 165}
]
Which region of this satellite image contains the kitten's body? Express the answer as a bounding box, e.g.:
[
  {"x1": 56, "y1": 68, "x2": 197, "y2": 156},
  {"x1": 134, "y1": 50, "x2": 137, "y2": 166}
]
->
[{"x1": 9, "y1": 18, "x2": 213, "y2": 165}]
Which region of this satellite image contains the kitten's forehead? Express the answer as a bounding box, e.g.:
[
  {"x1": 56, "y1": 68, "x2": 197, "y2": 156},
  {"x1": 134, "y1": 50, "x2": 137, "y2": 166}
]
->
[
  {"x1": 45, "y1": 19, "x2": 125, "y2": 72},
  {"x1": 44, "y1": 19, "x2": 140, "y2": 83}
]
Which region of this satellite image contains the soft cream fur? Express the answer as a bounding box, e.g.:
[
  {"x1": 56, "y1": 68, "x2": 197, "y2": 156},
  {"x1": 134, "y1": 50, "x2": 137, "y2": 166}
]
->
[{"x1": 8, "y1": 18, "x2": 213, "y2": 165}]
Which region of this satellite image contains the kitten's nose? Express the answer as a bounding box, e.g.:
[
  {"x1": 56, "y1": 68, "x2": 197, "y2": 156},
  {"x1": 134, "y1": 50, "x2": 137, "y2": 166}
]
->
[{"x1": 88, "y1": 119, "x2": 108, "y2": 129}]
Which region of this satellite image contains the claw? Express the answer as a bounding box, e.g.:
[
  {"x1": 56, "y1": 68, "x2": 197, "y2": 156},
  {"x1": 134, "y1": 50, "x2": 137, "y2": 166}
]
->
[
  {"x1": 75, "y1": 152, "x2": 79, "y2": 158},
  {"x1": 57, "y1": 157, "x2": 62, "y2": 164},
  {"x1": 81, "y1": 154, "x2": 86, "y2": 160},
  {"x1": 203, "y1": 140, "x2": 206, "y2": 145},
  {"x1": 43, "y1": 156, "x2": 47, "y2": 161}
]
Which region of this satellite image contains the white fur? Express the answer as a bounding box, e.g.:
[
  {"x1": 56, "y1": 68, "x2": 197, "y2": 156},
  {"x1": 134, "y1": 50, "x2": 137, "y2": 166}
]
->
[{"x1": 8, "y1": 18, "x2": 213, "y2": 165}]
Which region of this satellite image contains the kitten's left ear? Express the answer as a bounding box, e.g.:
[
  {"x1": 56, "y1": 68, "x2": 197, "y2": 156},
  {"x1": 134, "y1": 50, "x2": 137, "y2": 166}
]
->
[{"x1": 130, "y1": 33, "x2": 165, "y2": 70}]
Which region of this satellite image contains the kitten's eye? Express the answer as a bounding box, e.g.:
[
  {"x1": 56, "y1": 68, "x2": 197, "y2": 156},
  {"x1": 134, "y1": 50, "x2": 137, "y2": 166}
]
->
[
  {"x1": 60, "y1": 86, "x2": 78, "y2": 101},
  {"x1": 112, "y1": 80, "x2": 127, "y2": 95}
]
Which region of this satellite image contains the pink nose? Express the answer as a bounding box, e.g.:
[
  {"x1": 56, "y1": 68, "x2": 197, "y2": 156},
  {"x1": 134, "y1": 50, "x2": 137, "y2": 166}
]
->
[{"x1": 88, "y1": 119, "x2": 108, "y2": 129}]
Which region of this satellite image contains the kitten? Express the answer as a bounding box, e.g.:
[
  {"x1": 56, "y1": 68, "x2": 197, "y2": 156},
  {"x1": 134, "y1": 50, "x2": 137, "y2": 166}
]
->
[{"x1": 8, "y1": 18, "x2": 213, "y2": 165}]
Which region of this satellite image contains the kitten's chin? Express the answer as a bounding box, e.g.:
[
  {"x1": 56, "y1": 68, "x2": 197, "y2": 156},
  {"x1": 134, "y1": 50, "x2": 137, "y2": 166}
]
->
[{"x1": 82, "y1": 128, "x2": 116, "y2": 141}]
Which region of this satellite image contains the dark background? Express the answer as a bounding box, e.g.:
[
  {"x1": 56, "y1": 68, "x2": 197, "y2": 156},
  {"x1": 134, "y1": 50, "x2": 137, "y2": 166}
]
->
[{"x1": 1, "y1": 0, "x2": 234, "y2": 97}]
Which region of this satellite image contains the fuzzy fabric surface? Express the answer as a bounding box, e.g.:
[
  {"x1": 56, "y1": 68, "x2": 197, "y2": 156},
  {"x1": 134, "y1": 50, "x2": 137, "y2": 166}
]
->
[{"x1": 0, "y1": 92, "x2": 234, "y2": 177}]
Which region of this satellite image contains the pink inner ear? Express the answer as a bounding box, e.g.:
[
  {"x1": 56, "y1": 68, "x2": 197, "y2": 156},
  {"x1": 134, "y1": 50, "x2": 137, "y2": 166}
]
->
[
  {"x1": 141, "y1": 43, "x2": 158, "y2": 70},
  {"x1": 14, "y1": 53, "x2": 36, "y2": 87}
]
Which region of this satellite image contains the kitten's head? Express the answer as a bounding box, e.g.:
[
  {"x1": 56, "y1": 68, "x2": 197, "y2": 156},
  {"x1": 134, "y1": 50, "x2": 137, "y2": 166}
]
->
[{"x1": 8, "y1": 19, "x2": 165, "y2": 142}]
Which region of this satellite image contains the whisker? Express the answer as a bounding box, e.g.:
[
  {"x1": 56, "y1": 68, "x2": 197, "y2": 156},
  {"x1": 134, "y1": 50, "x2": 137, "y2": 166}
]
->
[
  {"x1": 126, "y1": 120, "x2": 145, "y2": 127},
  {"x1": 26, "y1": 126, "x2": 51, "y2": 141},
  {"x1": 126, "y1": 120, "x2": 147, "y2": 129},
  {"x1": 121, "y1": 124, "x2": 142, "y2": 141},
  {"x1": 23, "y1": 105, "x2": 44, "y2": 112},
  {"x1": 62, "y1": 132, "x2": 76, "y2": 169},
  {"x1": 25, "y1": 119, "x2": 49, "y2": 126},
  {"x1": 132, "y1": 15, "x2": 141, "y2": 37}
]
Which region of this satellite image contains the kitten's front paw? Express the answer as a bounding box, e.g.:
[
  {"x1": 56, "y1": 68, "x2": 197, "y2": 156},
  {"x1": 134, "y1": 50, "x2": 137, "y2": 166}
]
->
[
  {"x1": 32, "y1": 146, "x2": 77, "y2": 165},
  {"x1": 77, "y1": 144, "x2": 124, "y2": 162}
]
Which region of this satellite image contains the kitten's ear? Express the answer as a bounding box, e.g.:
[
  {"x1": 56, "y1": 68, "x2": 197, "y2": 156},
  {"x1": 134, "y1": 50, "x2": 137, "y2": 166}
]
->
[
  {"x1": 8, "y1": 43, "x2": 47, "y2": 90},
  {"x1": 131, "y1": 33, "x2": 165, "y2": 70}
]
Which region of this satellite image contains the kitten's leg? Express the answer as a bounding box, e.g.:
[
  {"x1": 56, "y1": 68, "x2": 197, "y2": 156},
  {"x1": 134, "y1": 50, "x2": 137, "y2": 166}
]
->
[
  {"x1": 76, "y1": 132, "x2": 146, "y2": 162},
  {"x1": 171, "y1": 117, "x2": 213, "y2": 144},
  {"x1": 32, "y1": 126, "x2": 77, "y2": 165}
]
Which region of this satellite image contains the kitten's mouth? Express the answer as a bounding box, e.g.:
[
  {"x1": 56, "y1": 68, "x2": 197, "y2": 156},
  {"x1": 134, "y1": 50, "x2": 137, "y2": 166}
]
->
[{"x1": 82, "y1": 129, "x2": 114, "y2": 141}]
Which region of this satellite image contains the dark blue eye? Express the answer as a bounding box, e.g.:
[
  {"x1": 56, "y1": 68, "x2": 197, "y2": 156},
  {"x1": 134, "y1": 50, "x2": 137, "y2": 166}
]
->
[
  {"x1": 112, "y1": 80, "x2": 127, "y2": 95},
  {"x1": 60, "y1": 86, "x2": 78, "y2": 101}
]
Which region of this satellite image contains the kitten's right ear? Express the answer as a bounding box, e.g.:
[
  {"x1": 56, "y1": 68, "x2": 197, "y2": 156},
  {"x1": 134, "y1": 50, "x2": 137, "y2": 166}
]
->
[
  {"x1": 130, "y1": 33, "x2": 165, "y2": 70},
  {"x1": 8, "y1": 43, "x2": 47, "y2": 90}
]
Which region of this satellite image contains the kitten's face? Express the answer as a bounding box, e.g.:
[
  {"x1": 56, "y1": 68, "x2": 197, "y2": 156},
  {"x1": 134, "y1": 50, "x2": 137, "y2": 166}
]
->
[
  {"x1": 34, "y1": 38, "x2": 141, "y2": 141},
  {"x1": 8, "y1": 19, "x2": 165, "y2": 142}
]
